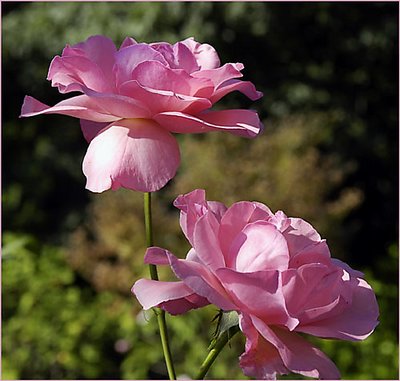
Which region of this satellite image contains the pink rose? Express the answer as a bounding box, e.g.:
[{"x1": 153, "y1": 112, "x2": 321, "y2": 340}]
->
[
  {"x1": 20, "y1": 36, "x2": 263, "y2": 193},
  {"x1": 133, "y1": 189, "x2": 379, "y2": 379}
]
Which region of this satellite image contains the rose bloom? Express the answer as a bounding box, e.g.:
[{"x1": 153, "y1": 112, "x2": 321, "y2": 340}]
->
[
  {"x1": 133, "y1": 189, "x2": 379, "y2": 380},
  {"x1": 20, "y1": 35, "x2": 263, "y2": 193}
]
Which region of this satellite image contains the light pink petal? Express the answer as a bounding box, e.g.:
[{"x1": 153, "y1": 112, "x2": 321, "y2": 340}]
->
[
  {"x1": 239, "y1": 314, "x2": 289, "y2": 380},
  {"x1": 132, "y1": 277, "x2": 208, "y2": 315},
  {"x1": 48, "y1": 36, "x2": 117, "y2": 93},
  {"x1": 297, "y1": 278, "x2": 379, "y2": 341},
  {"x1": 79, "y1": 88, "x2": 151, "y2": 119},
  {"x1": 211, "y1": 79, "x2": 263, "y2": 103},
  {"x1": 82, "y1": 119, "x2": 180, "y2": 193},
  {"x1": 20, "y1": 95, "x2": 118, "y2": 122},
  {"x1": 181, "y1": 37, "x2": 220, "y2": 70},
  {"x1": 80, "y1": 119, "x2": 109, "y2": 143},
  {"x1": 230, "y1": 222, "x2": 289, "y2": 272},
  {"x1": 193, "y1": 212, "x2": 225, "y2": 270},
  {"x1": 113, "y1": 44, "x2": 169, "y2": 87},
  {"x1": 132, "y1": 279, "x2": 193, "y2": 310},
  {"x1": 251, "y1": 316, "x2": 341, "y2": 380},
  {"x1": 154, "y1": 109, "x2": 263, "y2": 138},
  {"x1": 173, "y1": 189, "x2": 208, "y2": 245},
  {"x1": 119, "y1": 80, "x2": 211, "y2": 115},
  {"x1": 219, "y1": 201, "x2": 274, "y2": 267},
  {"x1": 217, "y1": 269, "x2": 298, "y2": 329},
  {"x1": 130, "y1": 61, "x2": 213, "y2": 97},
  {"x1": 67, "y1": 35, "x2": 117, "y2": 78},
  {"x1": 166, "y1": 253, "x2": 236, "y2": 311}
]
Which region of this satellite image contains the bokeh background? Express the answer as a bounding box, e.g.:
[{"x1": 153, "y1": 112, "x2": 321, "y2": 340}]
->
[{"x1": 2, "y1": 2, "x2": 398, "y2": 380}]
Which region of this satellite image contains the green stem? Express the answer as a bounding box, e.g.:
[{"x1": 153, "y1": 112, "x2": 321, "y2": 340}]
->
[
  {"x1": 144, "y1": 192, "x2": 176, "y2": 380},
  {"x1": 195, "y1": 325, "x2": 241, "y2": 379}
]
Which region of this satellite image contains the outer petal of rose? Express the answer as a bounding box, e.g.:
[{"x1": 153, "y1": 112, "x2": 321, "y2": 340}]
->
[
  {"x1": 166, "y1": 252, "x2": 237, "y2": 311},
  {"x1": 20, "y1": 95, "x2": 118, "y2": 122},
  {"x1": 159, "y1": 293, "x2": 210, "y2": 315},
  {"x1": 251, "y1": 316, "x2": 341, "y2": 380},
  {"x1": 130, "y1": 61, "x2": 213, "y2": 98},
  {"x1": 239, "y1": 314, "x2": 289, "y2": 380},
  {"x1": 219, "y1": 201, "x2": 274, "y2": 266},
  {"x1": 113, "y1": 43, "x2": 169, "y2": 87},
  {"x1": 331, "y1": 258, "x2": 364, "y2": 278},
  {"x1": 133, "y1": 278, "x2": 209, "y2": 314},
  {"x1": 229, "y1": 222, "x2": 290, "y2": 272},
  {"x1": 80, "y1": 119, "x2": 110, "y2": 143},
  {"x1": 65, "y1": 35, "x2": 117, "y2": 81},
  {"x1": 173, "y1": 189, "x2": 208, "y2": 245},
  {"x1": 193, "y1": 212, "x2": 226, "y2": 270},
  {"x1": 119, "y1": 80, "x2": 212, "y2": 115},
  {"x1": 191, "y1": 63, "x2": 243, "y2": 87},
  {"x1": 154, "y1": 109, "x2": 263, "y2": 138},
  {"x1": 211, "y1": 79, "x2": 263, "y2": 103},
  {"x1": 297, "y1": 278, "x2": 379, "y2": 341},
  {"x1": 119, "y1": 37, "x2": 138, "y2": 49},
  {"x1": 181, "y1": 37, "x2": 220, "y2": 70},
  {"x1": 82, "y1": 119, "x2": 180, "y2": 193},
  {"x1": 172, "y1": 190, "x2": 227, "y2": 246},
  {"x1": 217, "y1": 268, "x2": 298, "y2": 330},
  {"x1": 132, "y1": 279, "x2": 194, "y2": 310},
  {"x1": 144, "y1": 246, "x2": 171, "y2": 266}
]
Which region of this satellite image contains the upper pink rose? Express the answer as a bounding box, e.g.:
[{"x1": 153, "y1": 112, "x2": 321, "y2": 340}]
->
[
  {"x1": 20, "y1": 35, "x2": 263, "y2": 193},
  {"x1": 133, "y1": 189, "x2": 379, "y2": 379}
]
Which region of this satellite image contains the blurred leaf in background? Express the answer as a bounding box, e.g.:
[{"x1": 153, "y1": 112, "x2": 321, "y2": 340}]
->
[{"x1": 2, "y1": 2, "x2": 398, "y2": 380}]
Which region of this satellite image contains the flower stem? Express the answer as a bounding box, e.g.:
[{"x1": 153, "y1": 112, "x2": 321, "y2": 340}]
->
[
  {"x1": 195, "y1": 325, "x2": 241, "y2": 379},
  {"x1": 144, "y1": 192, "x2": 176, "y2": 380}
]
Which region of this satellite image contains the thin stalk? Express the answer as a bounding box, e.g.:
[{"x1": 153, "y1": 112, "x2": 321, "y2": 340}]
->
[
  {"x1": 195, "y1": 325, "x2": 241, "y2": 380},
  {"x1": 144, "y1": 192, "x2": 176, "y2": 380}
]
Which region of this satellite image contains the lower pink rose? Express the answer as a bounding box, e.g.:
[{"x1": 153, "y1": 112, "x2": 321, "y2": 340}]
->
[{"x1": 132, "y1": 189, "x2": 379, "y2": 379}]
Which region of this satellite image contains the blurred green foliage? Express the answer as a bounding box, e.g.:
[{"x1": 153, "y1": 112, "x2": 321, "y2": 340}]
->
[{"x1": 2, "y1": 2, "x2": 398, "y2": 380}]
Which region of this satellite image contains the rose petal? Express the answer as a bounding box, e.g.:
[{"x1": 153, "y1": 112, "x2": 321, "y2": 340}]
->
[
  {"x1": 119, "y1": 80, "x2": 211, "y2": 115},
  {"x1": 154, "y1": 109, "x2": 263, "y2": 137},
  {"x1": 297, "y1": 278, "x2": 379, "y2": 341},
  {"x1": 217, "y1": 269, "x2": 298, "y2": 329},
  {"x1": 219, "y1": 201, "x2": 274, "y2": 267},
  {"x1": 193, "y1": 212, "x2": 225, "y2": 270},
  {"x1": 113, "y1": 44, "x2": 168, "y2": 87},
  {"x1": 166, "y1": 252, "x2": 236, "y2": 311},
  {"x1": 132, "y1": 279, "x2": 193, "y2": 310},
  {"x1": 82, "y1": 119, "x2": 180, "y2": 192},
  {"x1": 20, "y1": 95, "x2": 118, "y2": 122},
  {"x1": 211, "y1": 79, "x2": 263, "y2": 103},
  {"x1": 80, "y1": 119, "x2": 109, "y2": 143},
  {"x1": 181, "y1": 37, "x2": 220, "y2": 70},
  {"x1": 251, "y1": 316, "x2": 341, "y2": 380},
  {"x1": 239, "y1": 314, "x2": 289, "y2": 380},
  {"x1": 230, "y1": 222, "x2": 289, "y2": 272},
  {"x1": 130, "y1": 60, "x2": 213, "y2": 97}
]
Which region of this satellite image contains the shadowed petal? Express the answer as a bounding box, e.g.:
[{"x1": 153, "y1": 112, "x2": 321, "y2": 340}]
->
[{"x1": 251, "y1": 316, "x2": 341, "y2": 380}]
